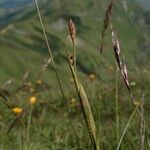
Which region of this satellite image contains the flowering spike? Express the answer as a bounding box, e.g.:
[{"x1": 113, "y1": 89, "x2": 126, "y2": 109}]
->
[{"x1": 68, "y1": 19, "x2": 76, "y2": 45}]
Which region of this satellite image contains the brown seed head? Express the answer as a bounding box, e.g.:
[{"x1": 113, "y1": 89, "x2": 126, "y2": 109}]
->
[{"x1": 68, "y1": 19, "x2": 76, "y2": 45}]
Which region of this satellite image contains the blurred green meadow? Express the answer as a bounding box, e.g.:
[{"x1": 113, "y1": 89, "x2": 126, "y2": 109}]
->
[{"x1": 0, "y1": 0, "x2": 150, "y2": 149}]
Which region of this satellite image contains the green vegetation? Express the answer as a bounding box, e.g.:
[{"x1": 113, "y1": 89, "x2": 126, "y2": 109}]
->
[{"x1": 0, "y1": 0, "x2": 149, "y2": 149}]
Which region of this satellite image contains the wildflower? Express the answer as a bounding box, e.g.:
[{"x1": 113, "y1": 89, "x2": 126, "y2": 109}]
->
[
  {"x1": 89, "y1": 74, "x2": 96, "y2": 80},
  {"x1": 12, "y1": 107, "x2": 23, "y2": 115},
  {"x1": 29, "y1": 96, "x2": 37, "y2": 105}
]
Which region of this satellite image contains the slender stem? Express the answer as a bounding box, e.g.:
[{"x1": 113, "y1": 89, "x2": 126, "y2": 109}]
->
[
  {"x1": 115, "y1": 64, "x2": 119, "y2": 145},
  {"x1": 117, "y1": 108, "x2": 136, "y2": 150},
  {"x1": 27, "y1": 106, "x2": 32, "y2": 145},
  {"x1": 140, "y1": 95, "x2": 145, "y2": 150},
  {"x1": 18, "y1": 127, "x2": 23, "y2": 150},
  {"x1": 73, "y1": 45, "x2": 77, "y2": 72},
  {"x1": 34, "y1": 1, "x2": 81, "y2": 149}
]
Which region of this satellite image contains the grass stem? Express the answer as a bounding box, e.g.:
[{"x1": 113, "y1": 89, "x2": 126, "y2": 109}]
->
[
  {"x1": 34, "y1": 0, "x2": 81, "y2": 149},
  {"x1": 117, "y1": 108, "x2": 136, "y2": 150},
  {"x1": 115, "y1": 64, "x2": 119, "y2": 145},
  {"x1": 27, "y1": 106, "x2": 32, "y2": 145}
]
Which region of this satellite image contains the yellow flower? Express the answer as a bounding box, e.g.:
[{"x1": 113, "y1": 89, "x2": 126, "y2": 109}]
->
[
  {"x1": 12, "y1": 107, "x2": 23, "y2": 115},
  {"x1": 36, "y1": 79, "x2": 43, "y2": 85},
  {"x1": 29, "y1": 96, "x2": 37, "y2": 105},
  {"x1": 89, "y1": 74, "x2": 96, "y2": 80}
]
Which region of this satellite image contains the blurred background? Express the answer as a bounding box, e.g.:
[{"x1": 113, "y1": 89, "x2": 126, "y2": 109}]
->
[{"x1": 0, "y1": 0, "x2": 149, "y2": 82}]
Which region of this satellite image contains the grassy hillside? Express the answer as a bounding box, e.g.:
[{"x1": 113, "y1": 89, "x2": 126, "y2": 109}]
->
[
  {"x1": 0, "y1": 0, "x2": 149, "y2": 82},
  {"x1": 0, "y1": 0, "x2": 150, "y2": 149}
]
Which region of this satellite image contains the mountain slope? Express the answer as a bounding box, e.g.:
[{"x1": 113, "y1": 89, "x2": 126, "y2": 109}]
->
[{"x1": 0, "y1": 0, "x2": 149, "y2": 86}]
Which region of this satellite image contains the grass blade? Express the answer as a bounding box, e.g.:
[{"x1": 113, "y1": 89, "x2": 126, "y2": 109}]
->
[
  {"x1": 34, "y1": 0, "x2": 81, "y2": 149},
  {"x1": 117, "y1": 108, "x2": 136, "y2": 150},
  {"x1": 68, "y1": 53, "x2": 99, "y2": 150}
]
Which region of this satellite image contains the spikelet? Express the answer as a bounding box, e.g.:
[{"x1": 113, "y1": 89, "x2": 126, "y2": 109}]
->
[
  {"x1": 111, "y1": 28, "x2": 122, "y2": 70},
  {"x1": 100, "y1": 0, "x2": 114, "y2": 53},
  {"x1": 122, "y1": 61, "x2": 130, "y2": 90},
  {"x1": 68, "y1": 19, "x2": 76, "y2": 45},
  {"x1": 111, "y1": 25, "x2": 134, "y2": 102}
]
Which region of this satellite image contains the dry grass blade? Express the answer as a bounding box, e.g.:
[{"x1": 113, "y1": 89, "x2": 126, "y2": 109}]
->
[
  {"x1": 68, "y1": 19, "x2": 76, "y2": 45},
  {"x1": 100, "y1": 0, "x2": 114, "y2": 54},
  {"x1": 117, "y1": 108, "x2": 137, "y2": 150},
  {"x1": 68, "y1": 53, "x2": 99, "y2": 150}
]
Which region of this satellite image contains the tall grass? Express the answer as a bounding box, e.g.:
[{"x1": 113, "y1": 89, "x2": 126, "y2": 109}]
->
[
  {"x1": 0, "y1": 0, "x2": 149, "y2": 149},
  {"x1": 34, "y1": 0, "x2": 81, "y2": 149},
  {"x1": 115, "y1": 64, "x2": 119, "y2": 145},
  {"x1": 67, "y1": 52, "x2": 99, "y2": 149}
]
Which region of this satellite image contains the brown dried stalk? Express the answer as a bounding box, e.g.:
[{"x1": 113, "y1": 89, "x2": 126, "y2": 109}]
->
[
  {"x1": 68, "y1": 19, "x2": 76, "y2": 45},
  {"x1": 100, "y1": 0, "x2": 114, "y2": 54}
]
